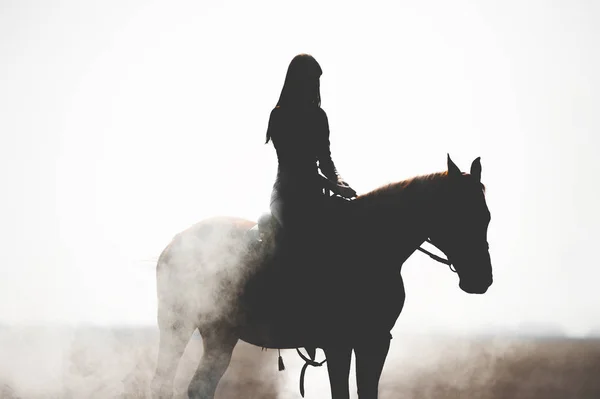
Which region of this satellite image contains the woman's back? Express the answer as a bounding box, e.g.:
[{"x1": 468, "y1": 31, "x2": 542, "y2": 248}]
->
[
  {"x1": 268, "y1": 106, "x2": 330, "y2": 196},
  {"x1": 266, "y1": 53, "x2": 355, "y2": 232}
]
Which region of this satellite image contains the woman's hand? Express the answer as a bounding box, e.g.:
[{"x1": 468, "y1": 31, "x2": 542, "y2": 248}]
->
[{"x1": 336, "y1": 180, "x2": 357, "y2": 199}]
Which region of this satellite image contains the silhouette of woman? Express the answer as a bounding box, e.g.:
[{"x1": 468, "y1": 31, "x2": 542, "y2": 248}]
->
[{"x1": 266, "y1": 54, "x2": 356, "y2": 242}]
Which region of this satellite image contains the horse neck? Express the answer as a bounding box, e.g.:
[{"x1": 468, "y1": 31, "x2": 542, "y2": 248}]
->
[{"x1": 352, "y1": 174, "x2": 447, "y2": 267}]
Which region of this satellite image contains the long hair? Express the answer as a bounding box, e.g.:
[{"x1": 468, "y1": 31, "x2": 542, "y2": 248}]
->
[{"x1": 265, "y1": 54, "x2": 323, "y2": 143}]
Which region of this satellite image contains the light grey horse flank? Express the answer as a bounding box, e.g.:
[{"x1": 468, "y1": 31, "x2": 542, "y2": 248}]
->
[{"x1": 150, "y1": 155, "x2": 493, "y2": 399}]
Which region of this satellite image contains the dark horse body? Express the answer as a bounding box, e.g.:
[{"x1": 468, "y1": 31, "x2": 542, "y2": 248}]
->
[{"x1": 151, "y1": 155, "x2": 493, "y2": 399}]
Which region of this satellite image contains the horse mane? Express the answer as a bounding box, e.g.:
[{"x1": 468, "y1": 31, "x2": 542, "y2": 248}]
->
[
  {"x1": 356, "y1": 171, "x2": 449, "y2": 204},
  {"x1": 355, "y1": 171, "x2": 485, "y2": 207}
]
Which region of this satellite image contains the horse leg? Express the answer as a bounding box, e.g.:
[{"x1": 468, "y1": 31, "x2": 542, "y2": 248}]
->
[
  {"x1": 323, "y1": 344, "x2": 353, "y2": 399},
  {"x1": 187, "y1": 324, "x2": 238, "y2": 399},
  {"x1": 150, "y1": 315, "x2": 197, "y2": 399},
  {"x1": 353, "y1": 336, "x2": 391, "y2": 399}
]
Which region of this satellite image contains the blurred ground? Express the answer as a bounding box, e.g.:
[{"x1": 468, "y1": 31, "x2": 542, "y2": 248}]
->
[{"x1": 0, "y1": 326, "x2": 599, "y2": 398}]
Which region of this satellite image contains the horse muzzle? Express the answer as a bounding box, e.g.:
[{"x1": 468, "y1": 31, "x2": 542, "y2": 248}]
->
[{"x1": 458, "y1": 271, "x2": 493, "y2": 294}]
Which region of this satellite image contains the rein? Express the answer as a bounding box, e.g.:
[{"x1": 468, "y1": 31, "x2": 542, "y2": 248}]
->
[{"x1": 416, "y1": 239, "x2": 456, "y2": 273}]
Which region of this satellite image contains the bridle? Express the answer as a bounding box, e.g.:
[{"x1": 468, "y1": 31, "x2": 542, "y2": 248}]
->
[{"x1": 416, "y1": 238, "x2": 457, "y2": 273}]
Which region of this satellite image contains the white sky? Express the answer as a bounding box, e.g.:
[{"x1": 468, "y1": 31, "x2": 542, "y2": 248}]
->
[{"x1": 1, "y1": 0, "x2": 599, "y2": 337}]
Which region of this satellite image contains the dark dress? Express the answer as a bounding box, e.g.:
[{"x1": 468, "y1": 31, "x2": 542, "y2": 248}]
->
[{"x1": 267, "y1": 105, "x2": 341, "y2": 238}]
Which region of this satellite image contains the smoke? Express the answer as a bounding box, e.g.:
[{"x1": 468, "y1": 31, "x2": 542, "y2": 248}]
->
[
  {"x1": 156, "y1": 218, "x2": 260, "y2": 328},
  {"x1": 1, "y1": 325, "x2": 599, "y2": 398},
  {"x1": 0, "y1": 216, "x2": 281, "y2": 398},
  {"x1": 0, "y1": 325, "x2": 280, "y2": 398}
]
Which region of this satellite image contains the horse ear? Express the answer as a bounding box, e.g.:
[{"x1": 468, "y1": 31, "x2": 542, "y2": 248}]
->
[
  {"x1": 470, "y1": 157, "x2": 482, "y2": 182},
  {"x1": 447, "y1": 153, "x2": 462, "y2": 177}
]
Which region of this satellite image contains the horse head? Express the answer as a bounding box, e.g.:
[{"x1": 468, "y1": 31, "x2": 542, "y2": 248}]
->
[{"x1": 428, "y1": 155, "x2": 493, "y2": 294}]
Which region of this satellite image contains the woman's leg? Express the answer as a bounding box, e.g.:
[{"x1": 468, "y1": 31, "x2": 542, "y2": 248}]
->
[{"x1": 270, "y1": 194, "x2": 286, "y2": 229}]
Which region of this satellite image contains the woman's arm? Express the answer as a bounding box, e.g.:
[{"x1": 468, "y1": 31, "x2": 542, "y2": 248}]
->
[
  {"x1": 316, "y1": 109, "x2": 342, "y2": 182},
  {"x1": 316, "y1": 109, "x2": 356, "y2": 197}
]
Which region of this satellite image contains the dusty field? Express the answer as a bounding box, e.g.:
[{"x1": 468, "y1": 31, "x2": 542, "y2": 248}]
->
[{"x1": 0, "y1": 326, "x2": 599, "y2": 398}]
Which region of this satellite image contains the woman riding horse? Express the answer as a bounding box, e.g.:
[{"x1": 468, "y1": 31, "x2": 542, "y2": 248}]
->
[{"x1": 266, "y1": 54, "x2": 356, "y2": 245}]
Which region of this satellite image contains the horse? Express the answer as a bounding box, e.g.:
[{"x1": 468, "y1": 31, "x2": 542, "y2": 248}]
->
[{"x1": 150, "y1": 155, "x2": 493, "y2": 399}]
